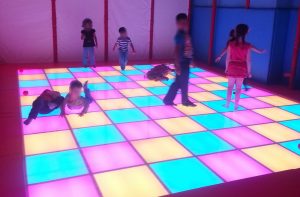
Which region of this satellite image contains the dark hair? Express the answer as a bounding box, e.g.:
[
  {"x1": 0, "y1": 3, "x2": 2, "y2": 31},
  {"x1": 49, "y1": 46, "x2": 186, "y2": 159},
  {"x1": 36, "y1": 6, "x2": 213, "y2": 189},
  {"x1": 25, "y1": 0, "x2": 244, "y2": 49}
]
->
[
  {"x1": 176, "y1": 13, "x2": 188, "y2": 22},
  {"x1": 235, "y1": 24, "x2": 249, "y2": 44},
  {"x1": 70, "y1": 80, "x2": 83, "y2": 89},
  {"x1": 82, "y1": 18, "x2": 93, "y2": 27},
  {"x1": 226, "y1": 29, "x2": 236, "y2": 46},
  {"x1": 119, "y1": 27, "x2": 127, "y2": 33}
]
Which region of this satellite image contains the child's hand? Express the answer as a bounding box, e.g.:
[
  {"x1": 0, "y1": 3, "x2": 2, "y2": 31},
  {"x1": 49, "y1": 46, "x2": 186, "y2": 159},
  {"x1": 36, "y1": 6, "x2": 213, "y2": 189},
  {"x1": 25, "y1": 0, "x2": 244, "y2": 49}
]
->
[
  {"x1": 215, "y1": 56, "x2": 222, "y2": 63},
  {"x1": 175, "y1": 68, "x2": 181, "y2": 76},
  {"x1": 132, "y1": 50, "x2": 136, "y2": 54},
  {"x1": 79, "y1": 112, "x2": 85, "y2": 117}
]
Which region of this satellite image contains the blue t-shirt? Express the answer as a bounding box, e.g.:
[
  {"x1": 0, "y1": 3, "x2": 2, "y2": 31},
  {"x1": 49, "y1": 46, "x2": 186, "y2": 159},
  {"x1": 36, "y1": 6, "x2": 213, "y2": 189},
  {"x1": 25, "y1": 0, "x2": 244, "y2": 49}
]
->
[
  {"x1": 174, "y1": 30, "x2": 193, "y2": 62},
  {"x1": 116, "y1": 36, "x2": 132, "y2": 52}
]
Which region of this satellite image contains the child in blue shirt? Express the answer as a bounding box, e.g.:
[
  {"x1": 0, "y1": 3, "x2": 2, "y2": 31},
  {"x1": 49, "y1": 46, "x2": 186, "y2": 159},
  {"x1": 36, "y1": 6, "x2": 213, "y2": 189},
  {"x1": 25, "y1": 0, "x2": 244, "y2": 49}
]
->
[
  {"x1": 163, "y1": 13, "x2": 196, "y2": 107},
  {"x1": 113, "y1": 27, "x2": 135, "y2": 70}
]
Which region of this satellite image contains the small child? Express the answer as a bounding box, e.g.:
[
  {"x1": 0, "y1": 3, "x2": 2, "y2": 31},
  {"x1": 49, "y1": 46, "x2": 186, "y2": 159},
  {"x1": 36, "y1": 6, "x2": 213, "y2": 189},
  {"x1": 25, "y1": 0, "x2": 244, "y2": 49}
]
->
[
  {"x1": 61, "y1": 80, "x2": 93, "y2": 117},
  {"x1": 146, "y1": 64, "x2": 175, "y2": 81},
  {"x1": 24, "y1": 90, "x2": 64, "y2": 125},
  {"x1": 81, "y1": 18, "x2": 98, "y2": 68},
  {"x1": 113, "y1": 27, "x2": 135, "y2": 70}
]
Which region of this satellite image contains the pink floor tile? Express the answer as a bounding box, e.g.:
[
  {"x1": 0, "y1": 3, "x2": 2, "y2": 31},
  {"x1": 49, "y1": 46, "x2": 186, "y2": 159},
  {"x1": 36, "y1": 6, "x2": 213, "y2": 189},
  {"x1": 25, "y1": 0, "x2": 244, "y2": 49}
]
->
[
  {"x1": 49, "y1": 78, "x2": 74, "y2": 86},
  {"x1": 194, "y1": 71, "x2": 218, "y2": 77},
  {"x1": 19, "y1": 87, "x2": 51, "y2": 96},
  {"x1": 28, "y1": 175, "x2": 99, "y2": 197},
  {"x1": 128, "y1": 75, "x2": 147, "y2": 81},
  {"x1": 64, "y1": 102, "x2": 101, "y2": 114},
  {"x1": 238, "y1": 98, "x2": 272, "y2": 109},
  {"x1": 189, "y1": 78, "x2": 211, "y2": 84},
  {"x1": 92, "y1": 67, "x2": 115, "y2": 71},
  {"x1": 110, "y1": 82, "x2": 141, "y2": 89},
  {"x1": 141, "y1": 106, "x2": 184, "y2": 119},
  {"x1": 91, "y1": 90, "x2": 123, "y2": 100},
  {"x1": 199, "y1": 150, "x2": 271, "y2": 182},
  {"x1": 116, "y1": 120, "x2": 168, "y2": 140},
  {"x1": 189, "y1": 84, "x2": 205, "y2": 92},
  {"x1": 18, "y1": 69, "x2": 44, "y2": 75},
  {"x1": 223, "y1": 110, "x2": 272, "y2": 125},
  {"x1": 73, "y1": 72, "x2": 99, "y2": 78},
  {"x1": 82, "y1": 142, "x2": 144, "y2": 173},
  {"x1": 22, "y1": 116, "x2": 69, "y2": 134},
  {"x1": 213, "y1": 127, "x2": 272, "y2": 148},
  {"x1": 243, "y1": 88, "x2": 273, "y2": 97}
]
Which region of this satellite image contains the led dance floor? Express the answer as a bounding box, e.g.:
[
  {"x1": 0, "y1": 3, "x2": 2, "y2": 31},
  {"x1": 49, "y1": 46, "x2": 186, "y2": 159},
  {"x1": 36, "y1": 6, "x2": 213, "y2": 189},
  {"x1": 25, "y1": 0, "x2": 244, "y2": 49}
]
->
[{"x1": 19, "y1": 64, "x2": 300, "y2": 197}]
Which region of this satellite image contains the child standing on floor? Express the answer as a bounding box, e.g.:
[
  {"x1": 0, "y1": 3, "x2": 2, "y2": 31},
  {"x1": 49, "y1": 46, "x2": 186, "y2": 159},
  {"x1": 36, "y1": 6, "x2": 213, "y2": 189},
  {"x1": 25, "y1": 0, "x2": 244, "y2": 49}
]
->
[
  {"x1": 24, "y1": 90, "x2": 64, "y2": 125},
  {"x1": 225, "y1": 24, "x2": 265, "y2": 110},
  {"x1": 216, "y1": 29, "x2": 265, "y2": 91},
  {"x1": 60, "y1": 80, "x2": 93, "y2": 117},
  {"x1": 113, "y1": 27, "x2": 135, "y2": 70},
  {"x1": 81, "y1": 18, "x2": 98, "y2": 68},
  {"x1": 163, "y1": 13, "x2": 196, "y2": 107}
]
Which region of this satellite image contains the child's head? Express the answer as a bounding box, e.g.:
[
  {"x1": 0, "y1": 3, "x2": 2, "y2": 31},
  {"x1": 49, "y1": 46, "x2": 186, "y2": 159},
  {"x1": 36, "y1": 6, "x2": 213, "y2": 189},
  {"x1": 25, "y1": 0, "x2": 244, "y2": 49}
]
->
[
  {"x1": 69, "y1": 80, "x2": 83, "y2": 99},
  {"x1": 119, "y1": 27, "x2": 127, "y2": 37},
  {"x1": 176, "y1": 13, "x2": 188, "y2": 31},
  {"x1": 229, "y1": 29, "x2": 235, "y2": 38},
  {"x1": 235, "y1": 24, "x2": 249, "y2": 43},
  {"x1": 82, "y1": 18, "x2": 93, "y2": 29}
]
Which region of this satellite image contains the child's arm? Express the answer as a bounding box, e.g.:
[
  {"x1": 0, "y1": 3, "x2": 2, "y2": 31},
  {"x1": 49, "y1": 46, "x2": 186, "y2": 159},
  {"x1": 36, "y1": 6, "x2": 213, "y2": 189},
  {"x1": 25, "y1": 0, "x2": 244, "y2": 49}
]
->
[
  {"x1": 130, "y1": 42, "x2": 135, "y2": 53},
  {"x1": 94, "y1": 32, "x2": 98, "y2": 47},
  {"x1": 113, "y1": 42, "x2": 118, "y2": 51},
  {"x1": 225, "y1": 47, "x2": 231, "y2": 73},
  {"x1": 251, "y1": 46, "x2": 266, "y2": 54},
  {"x1": 247, "y1": 49, "x2": 252, "y2": 78},
  {"x1": 174, "y1": 45, "x2": 181, "y2": 75},
  {"x1": 79, "y1": 101, "x2": 90, "y2": 117},
  {"x1": 215, "y1": 48, "x2": 227, "y2": 63},
  {"x1": 81, "y1": 32, "x2": 85, "y2": 40},
  {"x1": 60, "y1": 98, "x2": 67, "y2": 116}
]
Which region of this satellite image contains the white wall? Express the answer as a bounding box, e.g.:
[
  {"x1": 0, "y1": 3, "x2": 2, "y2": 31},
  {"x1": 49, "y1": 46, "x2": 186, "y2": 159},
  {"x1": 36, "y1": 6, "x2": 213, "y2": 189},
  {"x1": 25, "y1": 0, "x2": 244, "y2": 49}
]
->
[
  {"x1": 0, "y1": 0, "x2": 53, "y2": 64},
  {"x1": 56, "y1": 0, "x2": 104, "y2": 63}
]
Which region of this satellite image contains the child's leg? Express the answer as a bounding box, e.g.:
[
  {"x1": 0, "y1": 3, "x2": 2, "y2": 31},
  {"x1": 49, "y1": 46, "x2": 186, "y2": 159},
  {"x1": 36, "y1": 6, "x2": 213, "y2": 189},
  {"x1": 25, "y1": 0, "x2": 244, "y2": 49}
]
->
[
  {"x1": 243, "y1": 78, "x2": 248, "y2": 91},
  {"x1": 226, "y1": 77, "x2": 236, "y2": 107},
  {"x1": 123, "y1": 51, "x2": 128, "y2": 69},
  {"x1": 163, "y1": 75, "x2": 180, "y2": 105},
  {"x1": 119, "y1": 51, "x2": 125, "y2": 70},
  {"x1": 89, "y1": 47, "x2": 96, "y2": 67},
  {"x1": 234, "y1": 78, "x2": 244, "y2": 110},
  {"x1": 24, "y1": 97, "x2": 46, "y2": 125},
  {"x1": 82, "y1": 47, "x2": 88, "y2": 67}
]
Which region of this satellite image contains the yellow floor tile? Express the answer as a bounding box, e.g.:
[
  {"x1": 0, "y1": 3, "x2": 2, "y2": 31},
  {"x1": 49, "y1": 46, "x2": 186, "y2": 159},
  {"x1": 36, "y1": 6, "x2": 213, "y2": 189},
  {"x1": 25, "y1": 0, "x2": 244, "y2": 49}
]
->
[
  {"x1": 257, "y1": 96, "x2": 297, "y2": 106},
  {"x1": 249, "y1": 123, "x2": 300, "y2": 142},
  {"x1": 189, "y1": 92, "x2": 222, "y2": 102},
  {"x1": 19, "y1": 74, "x2": 46, "y2": 80},
  {"x1": 119, "y1": 88, "x2": 152, "y2": 97},
  {"x1": 94, "y1": 166, "x2": 168, "y2": 197},
  {"x1": 20, "y1": 95, "x2": 37, "y2": 106},
  {"x1": 155, "y1": 117, "x2": 206, "y2": 135},
  {"x1": 196, "y1": 84, "x2": 226, "y2": 91},
  {"x1": 131, "y1": 137, "x2": 191, "y2": 163},
  {"x1": 137, "y1": 81, "x2": 166, "y2": 88},
  {"x1": 96, "y1": 98, "x2": 135, "y2": 110},
  {"x1": 113, "y1": 66, "x2": 136, "y2": 70},
  {"x1": 175, "y1": 103, "x2": 215, "y2": 115},
  {"x1": 253, "y1": 107, "x2": 299, "y2": 121},
  {"x1": 205, "y1": 76, "x2": 228, "y2": 83},
  {"x1": 77, "y1": 77, "x2": 105, "y2": 84},
  {"x1": 97, "y1": 71, "x2": 121, "y2": 76},
  {"x1": 242, "y1": 144, "x2": 300, "y2": 172},
  {"x1": 44, "y1": 68, "x2": 69, "y2": 73},
  {"x1": 24, "y1": 130, "x2": 77, "y2": 155},
  {"x1": 66, "y1": 112, "x2": 111, "y2": 128},
  {"x1": 52, "y1": 85, "x2": 69, "y2": 93}
]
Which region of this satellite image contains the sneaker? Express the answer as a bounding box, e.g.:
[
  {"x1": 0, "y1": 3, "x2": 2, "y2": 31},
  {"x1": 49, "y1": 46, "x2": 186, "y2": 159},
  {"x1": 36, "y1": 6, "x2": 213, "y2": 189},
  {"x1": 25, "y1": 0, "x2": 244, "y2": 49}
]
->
[
  {"x1": 24, "y1": 118, "x2": 33, "y2": 125},
  {"x1": 163, "y1": 100, "x2": 177, "y2": 106},
  {"x1": 182, "y1": 101, "x2": 196, "y2": 107}
]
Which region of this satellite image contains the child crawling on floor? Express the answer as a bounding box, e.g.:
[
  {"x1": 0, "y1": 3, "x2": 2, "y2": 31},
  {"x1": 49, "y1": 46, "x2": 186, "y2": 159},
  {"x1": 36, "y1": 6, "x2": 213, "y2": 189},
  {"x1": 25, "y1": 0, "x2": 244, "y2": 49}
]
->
[
  {"x1": 24, "y1": 90, "x2": 64, "y2": 125},
  {"x1": 60, "y1": 80, "x2": 93, "y2": 117},
  {"x1": 146, "y1": 64, "x2": 175, "y2": 81}
]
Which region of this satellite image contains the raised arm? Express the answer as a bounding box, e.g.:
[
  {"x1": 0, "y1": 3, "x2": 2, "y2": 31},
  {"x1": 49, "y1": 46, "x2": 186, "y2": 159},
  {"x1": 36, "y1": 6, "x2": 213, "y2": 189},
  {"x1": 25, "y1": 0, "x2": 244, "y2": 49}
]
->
[{"x1": 251, "y1": 45, "x2": 266, "y2": 54}]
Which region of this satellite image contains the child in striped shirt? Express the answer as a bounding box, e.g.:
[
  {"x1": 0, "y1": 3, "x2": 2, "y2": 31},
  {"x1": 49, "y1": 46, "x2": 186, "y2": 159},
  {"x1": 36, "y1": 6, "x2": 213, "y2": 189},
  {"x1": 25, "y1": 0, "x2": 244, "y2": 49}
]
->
[{"x1": 113, "y1": 27, "x2": 135, "y2": 70}]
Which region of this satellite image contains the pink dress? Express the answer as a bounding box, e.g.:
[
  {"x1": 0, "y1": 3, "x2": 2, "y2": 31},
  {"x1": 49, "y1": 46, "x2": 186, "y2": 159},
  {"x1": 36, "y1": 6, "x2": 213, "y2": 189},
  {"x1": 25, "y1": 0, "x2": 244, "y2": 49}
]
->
[{"x1": 226, "y1": 42, "x2": 251, "y2": 78}]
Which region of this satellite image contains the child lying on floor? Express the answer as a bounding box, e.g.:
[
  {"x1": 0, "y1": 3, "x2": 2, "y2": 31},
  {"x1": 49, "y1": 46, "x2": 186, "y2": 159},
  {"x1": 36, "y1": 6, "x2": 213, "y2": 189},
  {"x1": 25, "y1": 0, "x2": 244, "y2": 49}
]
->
[
  {"x1": 24, "y1": 90, "x2": 64, "y2": 125},
  {"x1": 146, "y1": 64, "x2": 175, "y2": 81},
  {"x1": 60, "y1": 80, "x2": 93, "y2": 117}
]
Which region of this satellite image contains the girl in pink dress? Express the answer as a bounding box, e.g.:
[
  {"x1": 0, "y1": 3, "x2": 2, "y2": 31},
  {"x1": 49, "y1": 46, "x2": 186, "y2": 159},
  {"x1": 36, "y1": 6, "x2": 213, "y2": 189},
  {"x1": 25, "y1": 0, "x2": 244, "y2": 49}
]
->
[{"x1": 225, "y1": 24, "x2": 264, "y2": 110}]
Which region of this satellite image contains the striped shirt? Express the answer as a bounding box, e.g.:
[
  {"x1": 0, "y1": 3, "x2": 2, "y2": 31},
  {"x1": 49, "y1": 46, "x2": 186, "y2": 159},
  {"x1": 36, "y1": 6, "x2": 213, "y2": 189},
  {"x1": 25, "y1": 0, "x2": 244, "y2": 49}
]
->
[{"x1": 116, "y1": 36, "x2": 132, "y2": 52}]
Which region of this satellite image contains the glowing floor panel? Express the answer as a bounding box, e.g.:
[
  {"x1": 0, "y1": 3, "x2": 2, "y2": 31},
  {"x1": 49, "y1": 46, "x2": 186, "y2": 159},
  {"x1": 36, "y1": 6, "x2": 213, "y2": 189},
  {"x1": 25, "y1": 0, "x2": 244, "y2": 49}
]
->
[{"x1": 19, "y1": 64, "x2": 300, "y2": 197}]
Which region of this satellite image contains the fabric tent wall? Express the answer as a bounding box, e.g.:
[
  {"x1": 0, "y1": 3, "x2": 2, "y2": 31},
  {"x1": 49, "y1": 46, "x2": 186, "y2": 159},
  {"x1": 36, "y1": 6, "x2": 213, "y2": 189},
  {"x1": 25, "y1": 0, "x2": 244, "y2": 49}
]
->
[
  {"x1": 108, "y1": 0, "x2": 151, "y2": 62},
  {"x1": 0, "y1": 0, "x2": 53, "y2": 64},
  {"x1": 56, "y1": 0, "x2": 104, "y2": 63},
  {"x1": 152, "y1": 0, "x2": 189, "y2": 60}
]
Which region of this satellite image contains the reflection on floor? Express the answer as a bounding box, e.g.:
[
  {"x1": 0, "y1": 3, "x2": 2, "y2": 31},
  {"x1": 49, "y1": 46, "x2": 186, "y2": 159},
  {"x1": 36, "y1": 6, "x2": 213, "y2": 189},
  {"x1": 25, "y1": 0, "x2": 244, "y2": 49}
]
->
[{"x1": 19, "y1": 64, "x2": 300, "y2": 197}]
